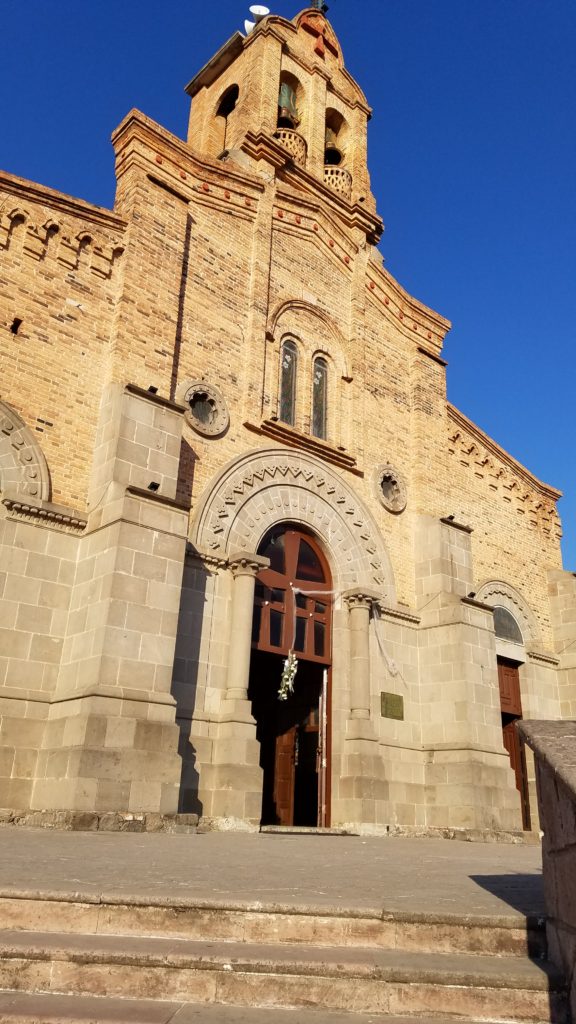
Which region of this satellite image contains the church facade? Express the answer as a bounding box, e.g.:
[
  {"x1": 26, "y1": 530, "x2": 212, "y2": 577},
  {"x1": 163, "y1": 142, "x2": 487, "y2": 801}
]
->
[{"x1": 1, "y1": 6, "x2": 574, "y2": 834}]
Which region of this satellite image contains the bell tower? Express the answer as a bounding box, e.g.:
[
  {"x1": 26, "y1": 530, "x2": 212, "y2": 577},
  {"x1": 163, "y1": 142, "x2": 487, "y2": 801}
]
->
[{"x1": 185, "y1": 6, "x2": 379, "y2": 224}]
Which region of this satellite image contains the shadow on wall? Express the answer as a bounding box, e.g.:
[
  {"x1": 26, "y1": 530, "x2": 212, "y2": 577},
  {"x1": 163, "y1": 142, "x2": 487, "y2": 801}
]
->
[
  {"x1": 176, "y1": 437, "x2": 197, "y2": 508},
  {"x1": 171, "y1": 551, "x2": 212, "y2": 816}
]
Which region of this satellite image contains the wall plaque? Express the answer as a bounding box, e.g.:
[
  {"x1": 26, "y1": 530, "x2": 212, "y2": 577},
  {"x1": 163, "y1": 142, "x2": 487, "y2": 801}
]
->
[{"x1": 381, "y1": 692, "x2": 404, "y2": 721}]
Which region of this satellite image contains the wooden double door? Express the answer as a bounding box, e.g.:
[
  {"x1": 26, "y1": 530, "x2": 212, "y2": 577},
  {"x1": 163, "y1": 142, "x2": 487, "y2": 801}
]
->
[{"x1": 248, "y1": 527, "x2": 332, "y2": 828}]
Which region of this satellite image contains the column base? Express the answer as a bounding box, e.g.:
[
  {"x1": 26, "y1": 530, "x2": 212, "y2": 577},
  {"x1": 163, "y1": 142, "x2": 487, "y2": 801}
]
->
[
  {"x1": 424, "y1": 750, "x2": 524, "y2": 831},
  {"x1": 197, "y1": 700, "x2": 264, "y2": 826},
  {"x1": 31, "y1": 704, "x2": 182, "y2": 815},
  {"x1": 334, "y1": 729, "x2": 387, "y2": 828}
]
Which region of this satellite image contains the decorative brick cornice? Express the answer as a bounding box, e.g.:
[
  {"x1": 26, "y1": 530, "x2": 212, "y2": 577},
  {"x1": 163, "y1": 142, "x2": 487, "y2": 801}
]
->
[
  {"x1": 112, "y1": 110, "x2": 265, "y2": 205},
  {"x1": 448, "y1": 405, "x2": 561, "y2": 501},
  {"x1": 241, "y1": 131, "x2": 382, "y2": 243},
  {"x1": 448, "y1": 405, "x2": 562, "y2": 538},
  {"x1": 0, "y1": 171, "x2": 126, "y2": 231},
  {"x1": 366, "y1": 261, "x2": 451, "y2": 352},
  {"x1": 0, "y1": 186, "x2": 125, "y2": 278}
]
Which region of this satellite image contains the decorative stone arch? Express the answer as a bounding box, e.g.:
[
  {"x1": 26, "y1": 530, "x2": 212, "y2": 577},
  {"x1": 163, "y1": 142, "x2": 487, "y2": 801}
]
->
[
  {"x1": 475, "y1": 579, "x2": 541, "y2": 648},
  {"x1": 191, "y1": 448, "x2": 396, "y2": 600},
  {"x1": 269, "y1": 300, "x2": 349, "y2": 367},
  {"x1": 0, "y1": 400, "x2": 51, "y2": 500}
]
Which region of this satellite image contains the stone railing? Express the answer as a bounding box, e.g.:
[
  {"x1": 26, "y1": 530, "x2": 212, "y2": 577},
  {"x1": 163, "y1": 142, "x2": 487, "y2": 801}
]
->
[
  {"x1": 519, "y1": 720, "x2": 576, "y2": 1021},
  {"x1": 273, "y1": 129, "x2": 307, "y2": 168},
  {"x1": 324, "y1": 166, "x2": 352, "y2": 200}
]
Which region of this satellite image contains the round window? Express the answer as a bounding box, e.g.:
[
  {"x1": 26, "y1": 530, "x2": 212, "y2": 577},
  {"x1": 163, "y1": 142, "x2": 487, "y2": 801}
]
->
[
  {"x1": 374, "y1": 463, "x2": 407, "y2": 514},
  {"x1": 182, "y1": 381, "x2": 229, "y2": 438}
]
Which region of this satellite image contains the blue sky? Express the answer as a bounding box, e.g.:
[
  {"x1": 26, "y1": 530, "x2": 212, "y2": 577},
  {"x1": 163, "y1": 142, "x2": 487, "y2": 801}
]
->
[{"x1": 2, "y1": 0, "x2": 575, "y2": 566}]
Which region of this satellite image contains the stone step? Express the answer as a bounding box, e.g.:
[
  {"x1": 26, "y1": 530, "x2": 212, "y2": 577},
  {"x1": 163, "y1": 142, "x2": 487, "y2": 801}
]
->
[
  {"x1": 0, "y1": 991, "x2": 482, "y2": 1023},
  {"x1": 0, "y1": 893, "x2": 547, "y2": 958},
  {"x1": 0, "y1": 930, "x2": 566, "y2": 1022}
]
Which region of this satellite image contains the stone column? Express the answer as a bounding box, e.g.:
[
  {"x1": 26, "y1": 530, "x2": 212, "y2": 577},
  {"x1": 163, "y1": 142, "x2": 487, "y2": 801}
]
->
[
  {"x1": 225, "y1": 554, "x2": 269, "y2": 702},
  {"x1": 345, "y1": 590, "x2": 374, "y2": 722},
  {"x1": 203, "y1": 552, "x2": 269, "y2": 829},
  {"x1": 337, "y1": 588, "x2": 384, "y2": 830}
]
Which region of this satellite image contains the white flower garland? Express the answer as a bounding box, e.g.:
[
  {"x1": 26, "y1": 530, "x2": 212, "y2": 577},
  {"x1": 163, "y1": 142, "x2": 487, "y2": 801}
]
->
[{"x1": 278, "y1": 650, "x2": 298, "y2": 701}]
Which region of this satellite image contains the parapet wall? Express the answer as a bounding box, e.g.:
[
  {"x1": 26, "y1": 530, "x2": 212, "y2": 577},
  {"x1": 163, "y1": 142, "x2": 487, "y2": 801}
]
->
[{"x1": 520, "y1": 720, "x2": 576, "y2": 1020}]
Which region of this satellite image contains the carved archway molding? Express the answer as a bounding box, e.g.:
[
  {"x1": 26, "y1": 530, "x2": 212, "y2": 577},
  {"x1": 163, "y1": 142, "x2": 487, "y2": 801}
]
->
[
  {"x1": 475, "y1": 579, "x2": 540, "y2": 647},
  {"x1": 191, "y1": 448, "x2": 396, "y2": 599},
  {"x1": 0, "y1": 400, "x2": 51, "y2": 500}
]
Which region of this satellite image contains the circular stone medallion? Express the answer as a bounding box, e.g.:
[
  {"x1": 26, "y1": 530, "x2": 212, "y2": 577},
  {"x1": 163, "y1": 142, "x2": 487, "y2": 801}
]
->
[
  {"x1": 182, "y1": 381, "x2": 229, "y2": 438},
  {"x1": 374, "y1": 463, "x2": 407, "y2": 514}
]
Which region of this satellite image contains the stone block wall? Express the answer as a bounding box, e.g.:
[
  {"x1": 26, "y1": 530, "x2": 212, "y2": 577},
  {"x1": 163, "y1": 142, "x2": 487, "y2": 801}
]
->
[
  {"x1": 549, "y1": 570, "x2": 576, "y2": 718},
  {"x1": 0, "y1": 504, "x2": 84, "y2": 807},
  {"x1": 520, "y1": 721, "x2": 576, "y2": 1021}
]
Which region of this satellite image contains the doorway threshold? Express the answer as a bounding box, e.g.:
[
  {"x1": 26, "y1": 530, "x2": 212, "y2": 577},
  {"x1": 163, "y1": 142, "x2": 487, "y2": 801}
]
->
[{"x1": 260, "y1": 826, "x2": 358, "y2": 836}]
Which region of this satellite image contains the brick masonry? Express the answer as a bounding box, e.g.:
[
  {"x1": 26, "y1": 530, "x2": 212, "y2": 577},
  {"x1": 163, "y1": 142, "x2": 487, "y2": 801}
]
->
[{"x1": 0, "y1": 8, "x2": 573, "y2": 830}]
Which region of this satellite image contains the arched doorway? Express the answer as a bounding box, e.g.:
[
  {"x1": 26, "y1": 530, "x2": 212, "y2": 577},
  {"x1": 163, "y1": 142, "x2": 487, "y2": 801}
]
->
[{"x1": 248, "y1": 525, "x2": 332, "y2": 828}]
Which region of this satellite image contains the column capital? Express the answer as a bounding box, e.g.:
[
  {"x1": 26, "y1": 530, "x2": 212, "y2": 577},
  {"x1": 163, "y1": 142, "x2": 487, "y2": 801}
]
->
[
  {"x1": 343, "y1": 587, "x2": 382, "y2": 612},
  {"x1": 228, "y1": 552, "x2": 270, "y2": 579}
]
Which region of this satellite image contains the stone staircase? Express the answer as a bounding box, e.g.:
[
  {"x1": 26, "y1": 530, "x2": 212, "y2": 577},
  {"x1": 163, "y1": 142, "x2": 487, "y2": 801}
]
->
[{"x1": 0, "y1": 892, "x2": 568, "y2": 1023}]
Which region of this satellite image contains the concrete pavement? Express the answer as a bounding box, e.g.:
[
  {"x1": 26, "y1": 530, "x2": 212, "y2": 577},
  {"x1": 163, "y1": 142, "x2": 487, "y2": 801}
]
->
[{"x1": 0, "y1": 829, "x2": 543, "y2": 919}]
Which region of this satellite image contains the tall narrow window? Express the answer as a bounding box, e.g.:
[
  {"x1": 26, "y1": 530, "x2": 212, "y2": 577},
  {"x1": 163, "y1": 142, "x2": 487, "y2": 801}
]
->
[
  {"x1": 279, "y1": 339, "x2": 297, "y2": 426},
  {"x1": 215, "y1": 84, "x2": 239, "y2": 153},
  {"x1": 312, "y1": 356, "x2": 328, "y2": 440}
]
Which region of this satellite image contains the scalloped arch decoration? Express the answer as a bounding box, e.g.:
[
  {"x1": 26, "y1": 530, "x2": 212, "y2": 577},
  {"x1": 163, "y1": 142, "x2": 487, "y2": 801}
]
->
[
  {"x1": 191, "y1": 448, "x2": 395, "y2": 599},
  {"x1": 0, "y1": 400, "x2": 51, "y2": 500},
  {"x1": 475, "y1": 580, "x2": 540, "y2": 647}
]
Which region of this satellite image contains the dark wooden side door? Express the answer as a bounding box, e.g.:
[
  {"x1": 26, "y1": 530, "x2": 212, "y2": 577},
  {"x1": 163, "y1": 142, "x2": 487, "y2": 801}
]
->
[{"x1": 497, "y1": 659, "x2": 531, "y2": 831}]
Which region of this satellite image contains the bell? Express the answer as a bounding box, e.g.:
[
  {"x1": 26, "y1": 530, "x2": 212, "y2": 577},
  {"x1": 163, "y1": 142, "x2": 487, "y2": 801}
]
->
[
  {"x1": 278, "y1": 83, "x2": 299, "y2": 128},
  {"x1": 324, "y1": 127, "x2": 342, "y2": 165}
]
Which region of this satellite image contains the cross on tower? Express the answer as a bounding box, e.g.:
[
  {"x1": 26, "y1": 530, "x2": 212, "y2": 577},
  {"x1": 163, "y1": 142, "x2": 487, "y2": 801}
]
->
[{"x1": 300, "y1": 12, "x2": 339, "y2": 59}]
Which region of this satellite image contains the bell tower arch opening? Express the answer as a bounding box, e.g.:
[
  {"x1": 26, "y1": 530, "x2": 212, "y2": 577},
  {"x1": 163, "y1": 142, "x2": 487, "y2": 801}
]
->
[{"x1": 248, "y1": 524, "x2": 333, "y2": 829}]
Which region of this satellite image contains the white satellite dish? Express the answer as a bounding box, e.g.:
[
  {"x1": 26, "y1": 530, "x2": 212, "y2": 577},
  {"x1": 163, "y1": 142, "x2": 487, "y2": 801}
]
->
[
  {"x1": 244, "y1": 18, "x2": 256, "y2": 33},
  {"x1": 249, "y1": 5, "x2": 270, "y2": 21}
]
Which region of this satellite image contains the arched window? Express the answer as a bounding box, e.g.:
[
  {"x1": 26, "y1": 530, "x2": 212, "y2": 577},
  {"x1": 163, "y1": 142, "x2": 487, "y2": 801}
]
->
[
  {"x1": 312, "y1": 356, "x2": 328, "y2": 440},
  {"x1": 279, "y1": 340, "x2": 297, "y2": 426},
  {"x1": 215, "y1": 84, "x2": 239, "y2": 152},
  {"x1": 494, "y1": 606, "x2": 524, "y2": 645}
]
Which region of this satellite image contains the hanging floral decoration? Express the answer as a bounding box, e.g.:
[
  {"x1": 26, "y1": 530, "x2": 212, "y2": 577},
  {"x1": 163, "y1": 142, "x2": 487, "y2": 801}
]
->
[{"x1": 278, "y1": 650, "x2": 298, "y2": 701}]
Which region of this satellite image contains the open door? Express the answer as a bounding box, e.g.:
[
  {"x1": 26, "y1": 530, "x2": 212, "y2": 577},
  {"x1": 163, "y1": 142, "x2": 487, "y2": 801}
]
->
[{"x1": 248, "y1": 527, "x2": 332, "y2": 827}]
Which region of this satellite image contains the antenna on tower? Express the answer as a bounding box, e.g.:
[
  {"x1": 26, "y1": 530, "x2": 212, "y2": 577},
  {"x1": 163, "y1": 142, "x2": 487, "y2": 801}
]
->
[{"x1": 244, "y1": 4, "x2": 270, "y2": 34}]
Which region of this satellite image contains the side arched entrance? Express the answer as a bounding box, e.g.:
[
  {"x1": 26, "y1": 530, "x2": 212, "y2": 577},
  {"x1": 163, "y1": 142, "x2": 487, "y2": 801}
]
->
[{"x1": 250, "y1": 526, "x2": 332, "y2": 828}]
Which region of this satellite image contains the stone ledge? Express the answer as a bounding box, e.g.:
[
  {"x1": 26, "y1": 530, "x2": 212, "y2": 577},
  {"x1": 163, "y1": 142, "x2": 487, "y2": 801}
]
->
[
  {"x1": 2, "y1": 494, "x2": 87, "y2": 533},
  {"x1": 0, "y1": 809, "x2": 198, "y2": 834},
  {"x1": 519, "y1": 720, "x2": 576, "y2": 796},
  {"x1": 244, "y1": 419, "x2": 362, "y2": 476}
]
